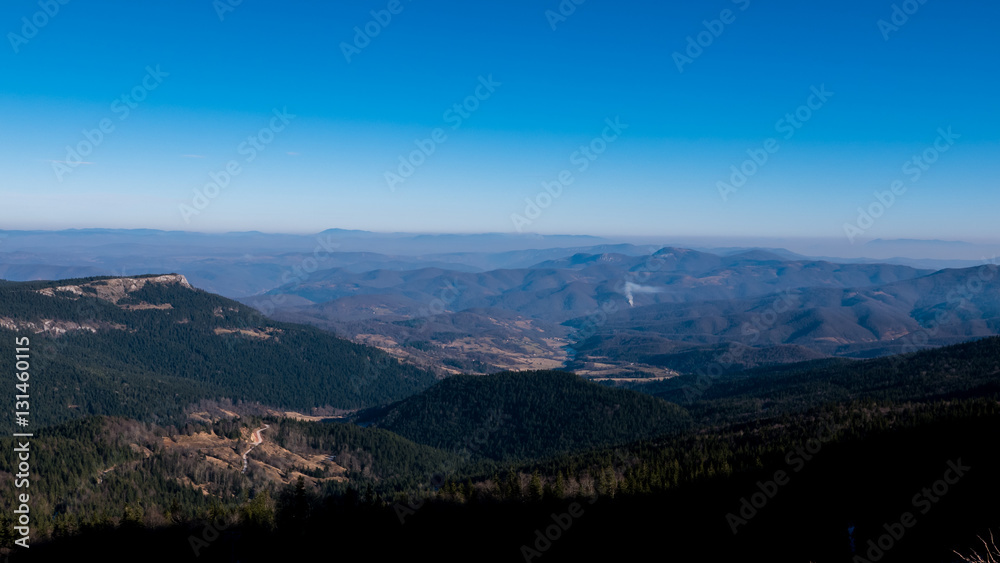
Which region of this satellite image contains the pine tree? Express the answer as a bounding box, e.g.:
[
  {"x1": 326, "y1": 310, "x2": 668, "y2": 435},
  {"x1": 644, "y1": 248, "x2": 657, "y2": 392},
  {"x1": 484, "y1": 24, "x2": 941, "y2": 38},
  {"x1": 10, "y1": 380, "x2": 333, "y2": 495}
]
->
[
  {"x1": 505, "y1": 469, "x2": 521, "y2": 501},
  {"x1": 462, "y1": 479, "x2": 475, "y2": 503},
  {"x1": 553, "y1": 471, "x2": 566, "y2": 500},
  {"x1": 241, "y1": 490, "x2": 275, "y2": 530},
  {"x1": 528, "y1": 471, "x2": 543, "y2": 502}
]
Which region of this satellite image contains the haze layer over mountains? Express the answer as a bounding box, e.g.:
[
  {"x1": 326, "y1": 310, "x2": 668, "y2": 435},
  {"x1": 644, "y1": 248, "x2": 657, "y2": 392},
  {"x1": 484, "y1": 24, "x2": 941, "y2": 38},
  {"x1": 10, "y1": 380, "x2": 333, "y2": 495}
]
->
[{"x1": 2, "y1": 229, "x2": 997, "y2": 379}]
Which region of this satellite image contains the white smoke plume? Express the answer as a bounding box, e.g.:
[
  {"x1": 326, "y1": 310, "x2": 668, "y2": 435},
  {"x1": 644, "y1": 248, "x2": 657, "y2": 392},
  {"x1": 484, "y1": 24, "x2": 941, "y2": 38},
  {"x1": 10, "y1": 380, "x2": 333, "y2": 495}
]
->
[{"x1": 623, "y1": 281, "x2": 663, "y2": 307}]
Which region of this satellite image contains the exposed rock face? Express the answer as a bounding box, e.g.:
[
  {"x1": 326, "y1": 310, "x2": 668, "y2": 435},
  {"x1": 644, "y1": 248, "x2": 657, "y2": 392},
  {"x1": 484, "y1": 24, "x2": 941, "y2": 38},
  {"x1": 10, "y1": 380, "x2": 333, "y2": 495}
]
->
[
  {"x1": 17, "y1": 274, "x2": 192, "y2": 335},
  {"x1": 35, "y1": 274, "x2": 192, "y2": 304},
  {"x1": 0, "y1": 316, "x2": 126, "y2": 335}
]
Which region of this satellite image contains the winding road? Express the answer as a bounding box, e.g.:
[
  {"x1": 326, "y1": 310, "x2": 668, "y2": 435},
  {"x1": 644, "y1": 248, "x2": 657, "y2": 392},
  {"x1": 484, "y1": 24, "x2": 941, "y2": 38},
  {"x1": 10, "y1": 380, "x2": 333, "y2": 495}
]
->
[{"x1": 241, "y1": 424, "x2": 269, "y2": 474}]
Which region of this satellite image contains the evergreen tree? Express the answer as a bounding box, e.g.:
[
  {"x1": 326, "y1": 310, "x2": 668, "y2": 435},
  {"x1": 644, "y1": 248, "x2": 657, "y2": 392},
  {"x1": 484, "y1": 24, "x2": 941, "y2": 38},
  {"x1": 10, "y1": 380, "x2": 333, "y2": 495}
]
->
[
  {"x1": 553, "y1": 471, "x2": 566, "y2": 500},
  {"x1": 528, "y1": 471, "x2": 543, "y2": 502}
]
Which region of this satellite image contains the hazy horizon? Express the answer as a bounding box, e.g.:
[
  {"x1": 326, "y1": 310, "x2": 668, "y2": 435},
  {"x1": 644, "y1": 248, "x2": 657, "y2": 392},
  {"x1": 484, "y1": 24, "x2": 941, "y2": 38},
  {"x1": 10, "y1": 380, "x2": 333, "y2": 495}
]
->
[
  {"x1": 2, "y1": 226, "x2": 998, "y2": 263},
  {"x1": 3, "y1": 0, "x2": 998, "y2": 241}
]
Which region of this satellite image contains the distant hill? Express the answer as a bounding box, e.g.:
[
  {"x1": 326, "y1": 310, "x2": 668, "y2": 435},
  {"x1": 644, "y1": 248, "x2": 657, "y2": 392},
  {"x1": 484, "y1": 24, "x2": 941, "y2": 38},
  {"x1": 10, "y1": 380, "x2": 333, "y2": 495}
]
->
[
  {"x1": 569, "y1": 264, "x2": 1000, "y2": 370},
  {"x1": 0, "y1": 275, "x2": 438, "y2": 427},
  {"x1": 358, "y1": 370, "x2": 693, "y2": 461}
]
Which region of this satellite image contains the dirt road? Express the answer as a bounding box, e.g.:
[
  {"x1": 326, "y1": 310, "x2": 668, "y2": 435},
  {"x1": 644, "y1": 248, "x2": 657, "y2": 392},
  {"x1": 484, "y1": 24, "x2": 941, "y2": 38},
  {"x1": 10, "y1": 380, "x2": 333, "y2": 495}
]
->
[{"x1": 241, "y1": 424, "x2": 269, "y2": 474}]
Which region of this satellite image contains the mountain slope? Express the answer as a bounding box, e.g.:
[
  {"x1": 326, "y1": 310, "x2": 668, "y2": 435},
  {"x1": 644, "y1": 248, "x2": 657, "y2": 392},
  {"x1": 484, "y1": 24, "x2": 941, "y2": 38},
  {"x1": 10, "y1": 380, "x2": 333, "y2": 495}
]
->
[
  {"x1": 0, "y1": 275, "x2": 439, "y2": 427},
  {"x1": 632, "y1": 335, "x2": 1000, "y2": 423},
  {"x1": 569, "y1": 264, "x2": 1000, "y2": 370},
  {"x1": 359, "y1": 370, "x2": 693, "y2": 461}
]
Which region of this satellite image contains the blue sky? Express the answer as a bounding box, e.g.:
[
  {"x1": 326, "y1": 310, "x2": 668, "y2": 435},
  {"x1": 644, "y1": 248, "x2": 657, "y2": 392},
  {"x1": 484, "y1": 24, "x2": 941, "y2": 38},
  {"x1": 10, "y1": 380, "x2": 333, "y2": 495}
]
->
[{"x1": 1, "y1": 0, "x2": 997, "y2": 242}]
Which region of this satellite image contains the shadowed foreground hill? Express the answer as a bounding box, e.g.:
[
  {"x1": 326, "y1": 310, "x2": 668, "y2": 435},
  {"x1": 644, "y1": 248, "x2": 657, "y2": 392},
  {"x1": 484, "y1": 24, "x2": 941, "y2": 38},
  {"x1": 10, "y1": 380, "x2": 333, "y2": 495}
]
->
[
  {"x1": 359, "y1": 370, "x2": 692, "y2": 461},
  {"x1": 3, "y1": 333, "x2": 999, "y2": 563}
]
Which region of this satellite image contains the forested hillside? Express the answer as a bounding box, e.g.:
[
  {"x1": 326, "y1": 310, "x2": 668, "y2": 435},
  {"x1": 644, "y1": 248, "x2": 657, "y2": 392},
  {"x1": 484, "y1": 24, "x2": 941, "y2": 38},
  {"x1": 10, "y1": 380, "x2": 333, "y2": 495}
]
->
[
  {"x1": 0, "y1": 414, "x2": 461, "y2": 544},
  {"x1": 360, "y1": 370, "x2": 693, "y2": 460},
  {"x1": 0, "y1": 275, "x2": 438, "y2": 426},
  {"x1": 10, "y1": 368, "x2": 999, "y2": 562},
  {"x1": 631, "y1": 335, "x2": 1000, "y2": 424}
]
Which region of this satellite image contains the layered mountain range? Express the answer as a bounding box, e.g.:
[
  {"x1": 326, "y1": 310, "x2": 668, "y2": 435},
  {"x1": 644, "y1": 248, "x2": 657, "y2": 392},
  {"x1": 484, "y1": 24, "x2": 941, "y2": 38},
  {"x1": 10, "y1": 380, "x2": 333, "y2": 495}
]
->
[
  {"x1": 243, "y1": 247, "x2": 1000, "y2": 377},
  {"x1": 2, "y1": 269, "x2": 998, "y2": 562}
]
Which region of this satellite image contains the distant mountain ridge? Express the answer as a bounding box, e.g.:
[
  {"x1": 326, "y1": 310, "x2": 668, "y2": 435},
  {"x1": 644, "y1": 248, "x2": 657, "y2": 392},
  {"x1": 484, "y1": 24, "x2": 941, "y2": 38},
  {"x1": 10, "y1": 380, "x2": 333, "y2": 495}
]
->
[
  {"x1": 570, "y1": 263, "x2": 1000, "y2": 371},
  {"x1": 4, "y1": 231, "x2": 998, "y2": 379},
  {"x1": 247, "y1": 247, "x2": 946, "y2": 376}
]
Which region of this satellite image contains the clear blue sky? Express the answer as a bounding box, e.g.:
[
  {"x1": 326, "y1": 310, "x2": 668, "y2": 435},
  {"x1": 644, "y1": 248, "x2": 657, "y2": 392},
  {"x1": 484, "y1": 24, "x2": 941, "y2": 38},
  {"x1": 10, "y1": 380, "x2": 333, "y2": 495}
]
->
[{"x1": 2, "y1": 0, "x2": 997, "y2": 242}]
